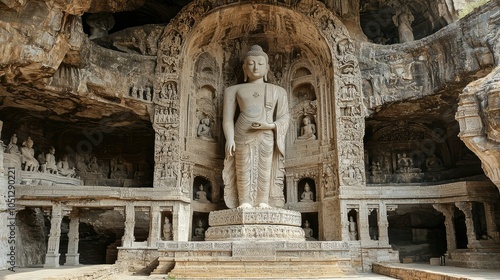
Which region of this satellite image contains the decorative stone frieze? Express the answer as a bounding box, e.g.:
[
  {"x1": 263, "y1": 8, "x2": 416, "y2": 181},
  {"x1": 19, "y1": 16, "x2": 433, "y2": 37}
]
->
[{"x1": 208, "y1": 207, "x2": 302, "y2": 227}]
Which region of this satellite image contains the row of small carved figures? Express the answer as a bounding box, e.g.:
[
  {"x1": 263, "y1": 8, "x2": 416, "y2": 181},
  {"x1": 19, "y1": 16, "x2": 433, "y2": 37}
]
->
[{"x1": 129, "y1": 84, "x2": 179, "y2": 102}]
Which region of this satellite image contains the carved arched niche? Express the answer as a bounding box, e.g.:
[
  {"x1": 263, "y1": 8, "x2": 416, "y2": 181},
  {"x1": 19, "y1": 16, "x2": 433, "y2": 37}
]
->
[
  {"x1": 193, "y1": 175, "x2": 212, "y2": 203},
  {"x1": 154, "y1": 0, "x2": 363, "y2": 239},
  {"x1": 194, "y1": 85, "x2": 216, "y2": 140},
  {"x1": 289, "y1": 62, "x2": 319, "y2": 143}
]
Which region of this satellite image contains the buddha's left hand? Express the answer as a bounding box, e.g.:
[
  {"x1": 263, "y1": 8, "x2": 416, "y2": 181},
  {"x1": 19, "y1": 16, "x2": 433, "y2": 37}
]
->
[{"x1": 251, "y1": 122, "x2": 276, "y2": 130}]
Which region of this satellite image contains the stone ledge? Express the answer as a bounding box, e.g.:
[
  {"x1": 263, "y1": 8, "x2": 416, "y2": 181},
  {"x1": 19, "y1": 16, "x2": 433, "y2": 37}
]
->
[{"x1": 373, "y1": 263, "x2": 466, "y2": 280}]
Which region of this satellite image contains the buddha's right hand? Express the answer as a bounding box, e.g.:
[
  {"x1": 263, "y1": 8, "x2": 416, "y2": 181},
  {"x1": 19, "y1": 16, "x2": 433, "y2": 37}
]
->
[{"x1": 225, "y1": 140, "x2": 235, "y2": 158}]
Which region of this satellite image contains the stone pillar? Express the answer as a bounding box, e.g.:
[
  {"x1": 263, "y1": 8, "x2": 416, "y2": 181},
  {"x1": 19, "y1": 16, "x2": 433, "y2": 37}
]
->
[
  {"x1": 65, "y1": 209, "x2": 79, "y2": 265},
  {"x1": 455, "y1": 201, "x2": 480, "y2": 249},
  {"x1": 173, "y1": 202, "x2": 190, "y2": 241},
  {"x1": 148, "y1": 203, "x2": 161, "y2": 247},
  {"x1": 358, "y1": 203, "x2": 371, "y2": 243},
  {"x1": 44, "y1": 203, "x2": 63, "y2": 268},
  {"x1": 483, "y1": 202, "x2": 500, "y2": 242},
  {"x1": 285, "y1": 174, "x2": 296, "y2": 204},
  {"x1": 122, "y1": 202, "x2": 135, "y2": 247},
  {"x1": 377, "y1": 203, "x2": 390, "y2": 246},
  {"x1": 433, "y1": 203, "x2": 457, "y2": 253}
]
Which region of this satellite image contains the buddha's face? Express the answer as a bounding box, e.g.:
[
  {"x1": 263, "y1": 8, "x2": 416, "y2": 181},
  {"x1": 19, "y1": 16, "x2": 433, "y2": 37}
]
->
[{"x1": 243, "y1": 55, "x2": 268, "y2": 81}]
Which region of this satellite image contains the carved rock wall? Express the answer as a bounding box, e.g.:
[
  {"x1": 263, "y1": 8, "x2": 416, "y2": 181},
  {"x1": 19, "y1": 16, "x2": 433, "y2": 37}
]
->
[
  {"x1": 15, "y1": 208, "x2": 48, "y2": 267},
  {"x1": 359, "y1": 1, "x2": 499, "y2": 114}
]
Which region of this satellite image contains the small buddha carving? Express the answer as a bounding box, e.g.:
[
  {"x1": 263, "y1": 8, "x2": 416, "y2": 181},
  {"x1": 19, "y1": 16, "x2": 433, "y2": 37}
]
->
[
  {"x1": 297, "y1": 116, "x2": 316, "y2": 141},
  {"x1": 57, "y1": 155, "x2": 76, "y2": 177},
  {"x1": 300, "y1": 183, "x2": 314, "y2": 202},
  {"x1": 163, "y1": 217, "x2": 172, "y2": 241},
  {"x1": 197, "y1": 117, "x2": 213, "y2": 141},
  {"x1": 349, "y1": 216, "x2": 358, "y2": 241},
  {"x1": 20, "y1": 137, "x2": 39, "y2": 172},
  {"x1": 45, "y1": 146, "x2": 58, "y2": 174},
  {"x1": 303, "y1": 220, "x2": 316, "y2": 241},
  {"x1": 192, "y1": 220, "x2": 205, "y2": 241},
  {"x1": 425, "y1": 154, "x2": 444, "y2": 171},
  {"x1": 6, "y1": 134, "x2": 20, "y2": 155},
  {"x1": 195, "y1": 184, "x2": 210, "y2": 203}
]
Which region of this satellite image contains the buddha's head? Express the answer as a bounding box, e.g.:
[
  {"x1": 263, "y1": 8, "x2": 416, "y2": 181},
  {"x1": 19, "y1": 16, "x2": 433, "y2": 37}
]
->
[{"x1": 243, "y1": 45, "x2": 269, "y2": 82}]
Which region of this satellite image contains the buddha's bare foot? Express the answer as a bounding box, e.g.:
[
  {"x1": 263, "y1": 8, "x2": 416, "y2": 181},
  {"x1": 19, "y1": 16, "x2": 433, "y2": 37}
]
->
[
  {"x1": 258, "y1": 203, "x2": 270, "y2": 208},
  {"x1": 238, "y1": 203, "x2": 252, "y2": 209}
]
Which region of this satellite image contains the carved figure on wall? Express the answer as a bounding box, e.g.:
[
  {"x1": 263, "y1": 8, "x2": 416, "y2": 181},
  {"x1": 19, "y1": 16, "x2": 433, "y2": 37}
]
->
[
  {"x1": 111, "y1": 156, "x2": 128, "y2": 179},
  {"x1": 303, "y1": 220, "x2": 316, "y2": 241},
  {"x1": 75, "y1": 154, "x2": 89, "y2": 175},
  {"x1": 349, "y1": 216, "x2": 358, "y2": 241},
  {"x1": 57, "y1": 155, "x2": 76, "y2": 177},
  {"x1": 425, "y1": 154, "x2": 444, "y2": 171},
  {"x1": 145, "y1": 87, "x2": 152, "y2": 101},
  {"x1": 300, "y1": 183, "x2": 314, "y2": 202},
  {"x1": 222, "y1": 45, "x2": 289, "y2": 209},
  {"x1": 86, "y1": 13, "x2": 115, "y2": 40},
  {"x1": 197, "y1": 117, "x2": 213, "y2": 140},
  {"x1": 392, "y1": 6, "x2": 414, "y2": 43},
  {"x1": 163, "y1": 217, "x2": 172, "y2": 241},
  {"x1": 297, "y1": 116, "x2": 316, "y2": 141},
  {"x1": 192, "y1": 219, "x2": 205, "y2": 241},
  {"x1": 397, "y1": 153, "x2": 416, "y2": 173},
  {"x1": 195, "y1": 184, "x2": 210, "y2": 203},
  {"x1": 45, "y1": 147, "x2": 58, "y2": 174},
  {"x1": 323, "y1": 163, "x2": 336, "y2": 195},
  {"x1": 130, "y1": 85, "x2": 137, "y2": 97},
  {"x1": 21, "y1": 137, "x2": 39, "y2": 171},
  {"x1": 88, "y1": 155, "x2": 100, "y2": 173},
  {"x1": 6, "y1": 134, "x2": 20, "y2": 155},
  {"x1": 180, "y1": 164, "x2": 191, "y2": 194},
  {"x1": 370, "y1": 161, "x2": 383, "y2": 176}
]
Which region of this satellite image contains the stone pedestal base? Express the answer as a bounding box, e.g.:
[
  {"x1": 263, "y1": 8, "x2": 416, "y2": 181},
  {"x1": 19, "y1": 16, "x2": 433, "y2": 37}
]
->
[
  {"x1": 206, "y1": 207, "x2": 304, "y2": 241},
  {"x1": 44, "y1": 253, "x2": 60, "y2": 268},
  {"x1": 64, "y1": 253, "x2": 80, "y2": 265},
  {"x1": 156, "y1": 241, "x2": 356, "y2": 279}
]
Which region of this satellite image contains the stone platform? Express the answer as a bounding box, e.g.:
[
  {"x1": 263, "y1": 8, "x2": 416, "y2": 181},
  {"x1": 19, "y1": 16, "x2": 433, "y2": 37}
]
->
[
  {"x1": 205, "y1": 207, "x2": 305, "y2": 241},
  {"x1": 152, "y1": 241, "x2": 357, "y2": 279}
]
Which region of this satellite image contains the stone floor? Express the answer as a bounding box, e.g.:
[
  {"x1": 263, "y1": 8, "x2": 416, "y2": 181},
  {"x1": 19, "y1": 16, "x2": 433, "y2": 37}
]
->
[{"x1": 0, "y1": 263, "x2": 500, "y2": 279}]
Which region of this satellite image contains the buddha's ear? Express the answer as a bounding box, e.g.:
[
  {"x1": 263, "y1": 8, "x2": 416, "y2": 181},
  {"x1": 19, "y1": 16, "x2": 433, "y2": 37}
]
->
[
  {"x1": 264, "y1": 74, "x2": 268, "y2": 82},
  {"x1": 243, "y1": 66, "x2": 248, "y2": 82}
]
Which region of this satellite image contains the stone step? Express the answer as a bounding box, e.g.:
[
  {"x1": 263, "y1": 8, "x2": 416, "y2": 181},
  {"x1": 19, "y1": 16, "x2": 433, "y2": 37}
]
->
[
  {"x1": 447, "y1": 249, "x2": 500, "y2": 269},
  {"x1": 168, "y1": 259, "x2": 357, "y2": 279}
]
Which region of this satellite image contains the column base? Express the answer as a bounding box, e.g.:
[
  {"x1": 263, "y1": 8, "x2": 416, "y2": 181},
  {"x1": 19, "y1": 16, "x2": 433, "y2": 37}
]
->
[
  {"x1": 44, "y1": 253, "x2": 60, "y2": 268},
  {"x1": 65, "y1": 253, "x2": 80, "y2": 266}
]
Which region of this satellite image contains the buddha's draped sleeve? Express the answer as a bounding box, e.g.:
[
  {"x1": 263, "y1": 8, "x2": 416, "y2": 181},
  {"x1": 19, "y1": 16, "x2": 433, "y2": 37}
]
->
[{"x1": 273, "y1": 85, "x2": 289, "y2": 155}]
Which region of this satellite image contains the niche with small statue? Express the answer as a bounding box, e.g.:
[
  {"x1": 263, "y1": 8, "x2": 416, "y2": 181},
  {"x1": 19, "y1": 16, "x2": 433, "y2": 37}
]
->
[
  {"x1": 161, "y1": 212, "x2": 173, "y2": 241},
  {"x1": 191, "y1": 212, "x2": 209, "y2": 241},
  {"x1": 185, "y1": 51, "x2": 221, "y2": 166},
  {"x1": 347, "y1": 209, "x2": 358, "y2": 241},
  {"x1": 289, "y1": 61, "x2": 318, "y2": 144},
  {"x1": 298, "y1": 178, "x2": 316, "y2": 203},
  {"x1": 192, "y1": 176, "x2": 212, "y2": 204},
  {"x1": 301, "y1": 212, "x2": 319, "y2": 241}
]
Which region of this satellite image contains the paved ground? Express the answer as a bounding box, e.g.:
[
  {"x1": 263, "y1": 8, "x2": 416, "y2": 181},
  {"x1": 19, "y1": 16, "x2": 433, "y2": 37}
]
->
[
  {"x1": 1, "y1": 263, "x2": 499, "y2": 279},
  {"x1": 380, "y1": 263, "x2": 500, "y2": 280}
]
